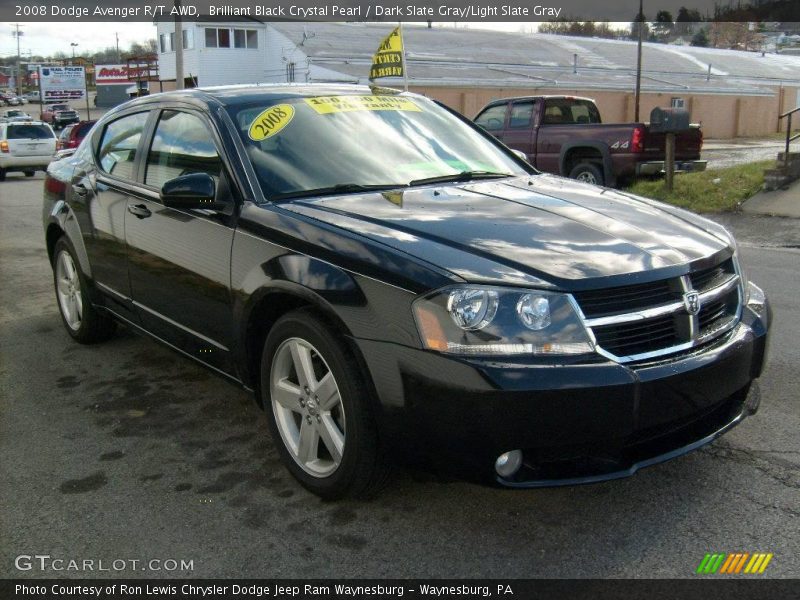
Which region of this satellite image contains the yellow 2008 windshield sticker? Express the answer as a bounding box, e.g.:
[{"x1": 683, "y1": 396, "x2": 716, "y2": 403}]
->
[
  {"x1": 304, "y1": 96, "x2": 421, "y2": 114},
  {"x1": 248, "y1": 104, "x2": 295, "y2": 141}
]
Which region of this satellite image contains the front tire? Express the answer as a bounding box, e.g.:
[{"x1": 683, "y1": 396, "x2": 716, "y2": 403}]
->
[
  {"x1": 261, "y1": 310, "x2": 386, "y2": 499},
  {"x1": 568, "y1": 162, "x2": 605, "y2": 186},
  {"x1": 52, "y1": 237, "x2": 116, "y2": 344},
  {"x1": 24, "y1": 170, "x2": 35, "y2": 177}
]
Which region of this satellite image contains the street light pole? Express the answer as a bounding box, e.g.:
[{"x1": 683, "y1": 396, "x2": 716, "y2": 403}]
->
[
  {"x1": 634, "y1": 0, "x2": 644, "y2": 122},
  {"x1": 70, "y1": 42, "x2": 78, "y2": 64},
  {"x1": 13, "y1": 24, "x2": 23, "y2": 96}
]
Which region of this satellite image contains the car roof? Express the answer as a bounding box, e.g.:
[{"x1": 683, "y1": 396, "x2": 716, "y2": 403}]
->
[{"x1": 483, "y1": 95, "x2": 596, "y2": 107}]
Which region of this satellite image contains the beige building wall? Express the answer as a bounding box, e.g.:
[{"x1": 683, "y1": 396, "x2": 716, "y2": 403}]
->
[{"x1": 409, "y1": 84, "x2": 798, "y2": 140}]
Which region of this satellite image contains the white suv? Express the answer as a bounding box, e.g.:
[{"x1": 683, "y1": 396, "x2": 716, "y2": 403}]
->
[{"x1": 0, "y1": 121, "x2": 56, "y2": 181}]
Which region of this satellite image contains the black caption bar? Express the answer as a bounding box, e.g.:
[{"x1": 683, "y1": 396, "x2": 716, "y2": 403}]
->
[
  {"x1": 2, "y1": 580, "x2": 799, "y2": 600},
  {"x1": 3, "y1": 0, "x2": 800, "y2": 22}
]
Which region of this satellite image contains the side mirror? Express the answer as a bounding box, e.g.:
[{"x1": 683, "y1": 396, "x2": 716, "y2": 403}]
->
[
  {"x1": 160, "y1": 173, "x2": 224, "y2": 211},
  {"x1": 511, "y1": 149, "x2": 529, "y2": 163}
]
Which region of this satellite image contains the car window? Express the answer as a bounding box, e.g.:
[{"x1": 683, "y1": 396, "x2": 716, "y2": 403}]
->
[
  {"x1": 543, "y1": 99, "x2": 601, "y2": 125},
  {"x1": 97, "y1": 112, "x2": 149, "y2": 180},
  {"x1": 144, "y1": 110, "x2": 223, "y2": 190},
  {"x1": 76, "y1": 122, "x2": 95, "y2": 137},
  {"x1": 474, "y1": 104, "x2": 507, "y2": 131},
  {"x1": 59, "y1": 126, "x2": 74, "y2": 141},
  {"x1": 509, "y1": 101, "x2": 535, "y2": 128},
  {"x1": 6, "y1": 124, "x2": 53, "y2": 139}
]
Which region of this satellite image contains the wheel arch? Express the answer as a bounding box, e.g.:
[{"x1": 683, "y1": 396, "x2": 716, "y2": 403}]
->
[
  {"x1": 559, "y1": 141, "x2": 616, "y2": 187},
  {"x1": 44, "y1": 200, "x2": 92, "y2": 278},
  {"x1": 238, "y1": 278, "x2": 373, "y2": 408}
]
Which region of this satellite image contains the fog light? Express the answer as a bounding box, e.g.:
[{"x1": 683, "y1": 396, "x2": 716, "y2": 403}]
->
[{"x1": 495, "y1": 450, "x2": 523, "y2": 478}]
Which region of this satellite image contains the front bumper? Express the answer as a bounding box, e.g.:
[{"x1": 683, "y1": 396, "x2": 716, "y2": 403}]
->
[
  {"x1": 356, "y1": 288, "x2": 770, "y2": 487},
  {"x1": 637, "y1": 160, "x2": 708, "y2": 176}
]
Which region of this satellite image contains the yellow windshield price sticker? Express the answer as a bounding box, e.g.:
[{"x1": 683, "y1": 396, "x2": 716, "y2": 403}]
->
[
  {"x1": 304, "y1": 96, "x2": 421, "y2": 114},
  {"x1": 248, "y1": 104, "x2": 295, "y2": 141}
]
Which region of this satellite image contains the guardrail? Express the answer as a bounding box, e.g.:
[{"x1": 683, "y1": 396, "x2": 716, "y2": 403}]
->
[{"x1": 780, "y1": 106, "x2": 800, "y2": 166}]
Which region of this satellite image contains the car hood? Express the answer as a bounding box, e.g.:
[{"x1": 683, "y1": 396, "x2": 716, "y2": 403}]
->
[{"x1": 280, "y1": 174, "x2": 732, "y2": 290}]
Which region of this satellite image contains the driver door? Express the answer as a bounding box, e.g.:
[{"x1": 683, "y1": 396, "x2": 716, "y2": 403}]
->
[{"x1": 124, "y1": 108, "x2": 238, "y2": 376}]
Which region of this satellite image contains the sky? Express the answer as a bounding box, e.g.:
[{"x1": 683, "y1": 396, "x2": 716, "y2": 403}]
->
[
  {"x1": 0, "y1": 22, "x2": 158, "y2": 58},
  {"x1": 0, "y1": 21, "x2": 552, "y2": 59}
]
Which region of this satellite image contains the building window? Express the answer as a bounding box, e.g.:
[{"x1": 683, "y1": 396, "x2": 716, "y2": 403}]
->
[
  {"x1": 159, "y1": 33, "x2": 172, "y2": 53},
  {"x1": 218, "y1": 28, "x2": 230, "y2": 48},
  {"x1": 234, "y1": 29, "x2": 258, "y2": 49},
  {"x1": 671, "y1": 97, "x2": 686, "y2": 108},
  {"x1": 182, "y1": 29, "x2": 193, "y2": 50},
  {"x1": 169, "y1": 32, "x2": 176, "y2": 53},
  {"x1": 206, "y1": 27, "x2": 257, "y2": 49},
  {"x1": 286, "y1": 62, "x2": 296, "y2": 82}
]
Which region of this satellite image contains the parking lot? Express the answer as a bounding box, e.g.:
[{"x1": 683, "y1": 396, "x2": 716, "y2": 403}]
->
[{"x1": 1, "y1": 172, "x2": 798, "y2": 578}]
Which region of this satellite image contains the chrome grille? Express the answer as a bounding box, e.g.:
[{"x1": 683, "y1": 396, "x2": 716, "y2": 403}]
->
[{"x1": 576, "y1": 258, "x2": 741, "y2": 363}]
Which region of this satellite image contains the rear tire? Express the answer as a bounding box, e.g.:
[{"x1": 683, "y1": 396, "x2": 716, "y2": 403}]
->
[
  {"x1": 568, "y1": 162, "x2": 605, "y2": 186},
  {"x1": 0, "y1": 168, "x2": 6, "y2": 182},
  {"x1": 52, "y1": 237, "x2": 116, "y2": 344},
  {"x1": 261, "y1": 309, "x2": 387, "y2": 499},
  {"x1": 24, "y1": 170, "x2": 35, "y2": 178}
]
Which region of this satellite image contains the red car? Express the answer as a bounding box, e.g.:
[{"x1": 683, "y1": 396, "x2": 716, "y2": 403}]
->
[{"x1": 56, "y1": 120, "x2": 96, "y2": 151}]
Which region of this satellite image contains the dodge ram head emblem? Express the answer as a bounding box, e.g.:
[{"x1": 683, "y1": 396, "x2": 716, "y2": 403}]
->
[{"x1": 684, "y1": 291, "x2": 701, "y2": 315}]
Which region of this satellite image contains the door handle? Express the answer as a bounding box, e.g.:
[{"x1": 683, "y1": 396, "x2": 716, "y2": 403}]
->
[
  {"x1": 71, "y1": 183, "x2": 88, "y2": 197},
  {"x1": 127, "y1": 204, "x2": 152, "y2": 219}
]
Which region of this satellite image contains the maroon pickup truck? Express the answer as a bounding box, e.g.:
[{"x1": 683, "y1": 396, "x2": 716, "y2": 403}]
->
[{"x1": 474, "y1": 96, "x2": 706, "y2": 187}]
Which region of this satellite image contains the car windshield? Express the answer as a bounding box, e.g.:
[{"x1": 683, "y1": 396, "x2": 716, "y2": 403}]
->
[
  {"x1": 7, "y1": 124, "x2": 53, "y2": 139},
  {"x1": 227, "y1": 94, "x2": 527, "y2": 200},
  {"x1": 51, "y1": 104, "x2": 69, "y2": 111}
]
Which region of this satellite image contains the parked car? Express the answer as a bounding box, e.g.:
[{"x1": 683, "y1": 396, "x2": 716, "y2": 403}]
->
[
  {"x1": 40, "y1": 103, "x2": 80, "y2": 129},
  {"x1": 473, "y1": 95, "x2": 706, "y2": 186},
  {"x1": 23, "y1": 91, "x2": 41, "y2": 103},
  {"x1": 0, "y1": 120, "x2": 56, "y2": 180},
  {"x1": 43, "y1": 86, "x2": 769, "y2": 499},
  {"x1": 56, "y1": 120, "x2": 96, "y2": 151},
  {"x1": 0, "y1": 92, "x2": 18, "y2": 106},
  {"x1": 0, "y1": 109, "x2": 33, "y2": 123}
]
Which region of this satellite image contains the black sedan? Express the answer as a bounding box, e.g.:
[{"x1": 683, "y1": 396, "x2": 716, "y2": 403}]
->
[{"x1": 43, "y1": 85, "x2": 770, "y2": 498}]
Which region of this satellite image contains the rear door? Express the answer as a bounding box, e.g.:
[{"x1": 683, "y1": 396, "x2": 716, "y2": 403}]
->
[
  {"x1": 4, "y1": 122, "x2": 55, "y2": 157},
  {"x1": 75, "y1": 109, "x2": 152, "y2": 324},
  {"x1": 124, "y1": 108, "x2": 238, "y2": 376}
]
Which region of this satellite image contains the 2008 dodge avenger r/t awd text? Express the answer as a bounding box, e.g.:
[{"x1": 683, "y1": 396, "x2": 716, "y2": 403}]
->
[{"x1": 42, "y1": 85, "x2": 770, "y2": 499}]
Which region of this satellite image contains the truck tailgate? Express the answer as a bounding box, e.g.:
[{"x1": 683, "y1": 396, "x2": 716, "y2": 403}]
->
[{"x1": 643, "y1": 127, "x2": 703, "y2": 160}]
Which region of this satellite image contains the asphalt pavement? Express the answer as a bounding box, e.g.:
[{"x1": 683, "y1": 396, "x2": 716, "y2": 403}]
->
[{"x1": 0, "y1": 173, "x2": 798, "y2": 579}]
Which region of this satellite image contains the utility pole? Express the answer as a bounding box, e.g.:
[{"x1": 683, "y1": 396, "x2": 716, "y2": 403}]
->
[
  {"x1": 634, "y1": 0, "x2": 644, "y2": 122},
  {"x1": 115, "y1": 32, "x2": 121, "y2": 62},
  {"x1": 174, "y1": 0, "x2": 184, "y2": 89},
  {"x1": 12, "y1": 24, "x2": 23, "y2": 96}
]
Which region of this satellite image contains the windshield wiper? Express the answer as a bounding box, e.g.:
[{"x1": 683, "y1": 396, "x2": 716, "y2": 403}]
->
[
  {"x1": 271, "y1": 183, "x2": 407, "y2": 202},
  {"x1": 409, "y1": 170, "x2": 513, "y2": 187}
]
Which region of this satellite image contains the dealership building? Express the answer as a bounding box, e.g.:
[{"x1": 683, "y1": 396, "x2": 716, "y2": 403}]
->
[{"x1": 155, "y1": 21, "x2": 800, "y2": 139}]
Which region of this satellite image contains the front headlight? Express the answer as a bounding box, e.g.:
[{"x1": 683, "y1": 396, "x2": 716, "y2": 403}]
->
[{"x1": 412, "y1": 285, "x2": 595, "y2": 356}]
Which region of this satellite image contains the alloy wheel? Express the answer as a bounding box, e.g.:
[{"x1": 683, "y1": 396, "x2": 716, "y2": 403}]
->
[
  {"x1": 56, "y1": 250, "x2": 83, "y2": 331},
  {"x1": 269, "y1": 338, "x2": 346, "y2": 478}
]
